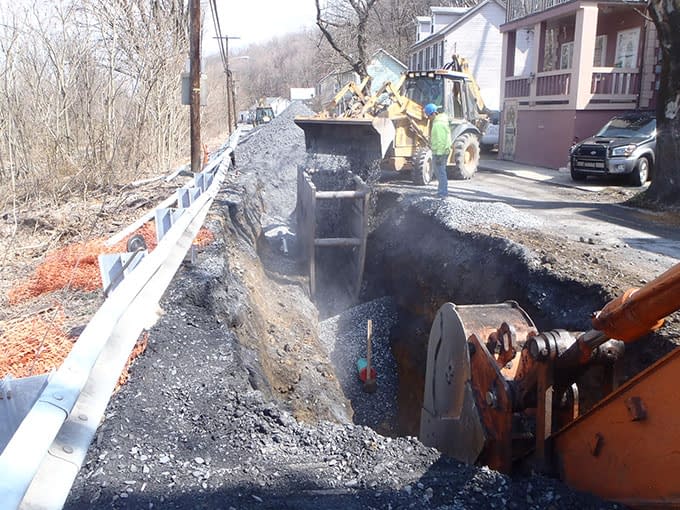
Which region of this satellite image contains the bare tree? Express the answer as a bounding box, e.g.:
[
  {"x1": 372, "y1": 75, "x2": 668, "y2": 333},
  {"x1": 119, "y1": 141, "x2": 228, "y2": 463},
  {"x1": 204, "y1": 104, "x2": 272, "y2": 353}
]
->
[
  {"x1": 0, "y1": 0, "x2": 190, "y2": 206},
  {"x1": 646, "y1": 0, "x2": 680, "y2": 206},
  {"x1": 230, "y1": 31, "x2": 325, "y2": 110},
  {"x1": 315, "y1": 0, "x2": 378, "y2": 77}
]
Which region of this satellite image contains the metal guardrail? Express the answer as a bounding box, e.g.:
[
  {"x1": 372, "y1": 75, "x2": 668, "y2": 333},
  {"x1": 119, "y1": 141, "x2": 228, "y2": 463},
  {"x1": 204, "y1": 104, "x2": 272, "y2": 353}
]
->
[{"x1": 0, "y1": 129, "x2": 240, "y2": 509}]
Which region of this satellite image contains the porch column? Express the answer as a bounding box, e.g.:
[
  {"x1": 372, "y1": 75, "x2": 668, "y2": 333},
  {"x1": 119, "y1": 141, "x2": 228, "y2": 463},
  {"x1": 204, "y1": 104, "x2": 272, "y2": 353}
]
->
[
  {"x1": 500, "y1": 31, "x2": 514, "y2": 106},
  {"x1": 570, "y1": 5, "x2": 599, "y2": 109},
  {"x1": 528, "y1": 22, "x2": 541, "y2": 106}
]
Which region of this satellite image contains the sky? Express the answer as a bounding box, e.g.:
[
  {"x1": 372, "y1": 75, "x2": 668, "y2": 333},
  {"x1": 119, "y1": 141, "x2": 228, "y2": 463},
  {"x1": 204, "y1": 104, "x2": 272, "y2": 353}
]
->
[{"x1": 204, "y1": 0, "x2": 319, "y2": 56}]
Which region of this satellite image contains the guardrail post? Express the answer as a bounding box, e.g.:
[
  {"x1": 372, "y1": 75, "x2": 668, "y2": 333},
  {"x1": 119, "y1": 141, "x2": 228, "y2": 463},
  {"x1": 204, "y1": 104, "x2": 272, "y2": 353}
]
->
[
  {"x1": 98, "y1": 251, "x2": 148, "y2": 296},
  {"x1": 155, "y1": 208, "x2": 184, "y2": 243},
  {"x1": 0, "y1": 375, "x2": 50, "y2": 455}
]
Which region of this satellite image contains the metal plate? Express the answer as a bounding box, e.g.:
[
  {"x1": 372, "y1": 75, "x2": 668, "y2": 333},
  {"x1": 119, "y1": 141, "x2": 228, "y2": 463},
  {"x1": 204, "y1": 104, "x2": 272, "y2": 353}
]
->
[{"x1": 420, "y1": 303, "x2": 486, "y2": 464}]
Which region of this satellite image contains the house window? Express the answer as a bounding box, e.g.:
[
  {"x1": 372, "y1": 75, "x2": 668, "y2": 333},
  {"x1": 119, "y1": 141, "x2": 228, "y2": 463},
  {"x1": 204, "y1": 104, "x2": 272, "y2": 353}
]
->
[
  {"x1": 433, "y1": 44, "x2": 438, "y2": 68},
  {"x1": 418, "y1": 50, "x2": 424, "y2": 70},
  {"x1": 426, "y1": 47, "x2": 431, "y2": 69},
  {"x1": 440, "y1": 41, "x2": 445, "y2": 66},
  {"x1": 614, "y1": 28, "x2": 640, "y2": 68},
  {"x1": 560, "y1": 41, "x2": 574, "y2": 70},
  {"x1": 593, "y1": 35, "x2": 607, "y2": 67},
  {"x1": 543, "y1": 27, "x2": 559, "y2": 71}
]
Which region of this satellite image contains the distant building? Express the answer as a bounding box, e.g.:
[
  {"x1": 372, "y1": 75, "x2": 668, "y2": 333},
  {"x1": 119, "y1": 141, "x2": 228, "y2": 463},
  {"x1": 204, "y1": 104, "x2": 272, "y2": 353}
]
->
[
  {"x1": 290, "y1": 88, "x2": 316, "y2": 101},
  {"x1": 316, "y1": 49, "x2": 408, "y2": 111},
  {"x1": 264, "y1": 97, "x2": 290, "y2": 116},
  {"x1": 409, "y1": 0, "x2": 506, "y2": 111}
]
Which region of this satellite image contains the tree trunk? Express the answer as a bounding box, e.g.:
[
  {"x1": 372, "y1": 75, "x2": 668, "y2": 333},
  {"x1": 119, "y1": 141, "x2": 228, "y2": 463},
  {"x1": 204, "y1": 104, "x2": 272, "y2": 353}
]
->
[{"x1": 646, "y1": 1, "x2": 680, "y2": 205}]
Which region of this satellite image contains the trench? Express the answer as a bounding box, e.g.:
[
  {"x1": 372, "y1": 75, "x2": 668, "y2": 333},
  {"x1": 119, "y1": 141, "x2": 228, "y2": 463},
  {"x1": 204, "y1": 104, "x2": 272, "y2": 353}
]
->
[{"x1": 301, "y1": 185, "x2": 611, "y2": 439}]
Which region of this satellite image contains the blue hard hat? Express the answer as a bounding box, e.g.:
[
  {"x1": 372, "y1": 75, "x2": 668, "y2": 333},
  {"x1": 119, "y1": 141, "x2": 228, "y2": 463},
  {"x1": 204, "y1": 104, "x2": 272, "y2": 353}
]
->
[{"x1": 424, "y1": 103, "x2": 438, "y2": 116}]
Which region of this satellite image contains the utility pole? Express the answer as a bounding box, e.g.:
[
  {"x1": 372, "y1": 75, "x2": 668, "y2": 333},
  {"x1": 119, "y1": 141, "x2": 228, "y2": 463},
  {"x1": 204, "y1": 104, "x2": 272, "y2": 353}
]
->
[
  {"x1": 189, "y1": 0, "x2": 202, "y2": 174},
  {"x1": 215, "y1": 35, "x2": 240, "y2": 134}
]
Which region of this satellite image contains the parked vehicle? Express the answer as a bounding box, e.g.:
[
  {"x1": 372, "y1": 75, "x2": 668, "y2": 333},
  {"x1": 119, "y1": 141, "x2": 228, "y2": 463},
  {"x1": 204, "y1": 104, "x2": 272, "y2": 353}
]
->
[
  {"x1": 253, "y1": 106, "x2": 275, "y2": 126},
  {"x1": 480, "y1": 110, "x2": 500, "y2": 152},
  {"x1": 569, "y1": 112, "x2": 656, "y2": 186}
]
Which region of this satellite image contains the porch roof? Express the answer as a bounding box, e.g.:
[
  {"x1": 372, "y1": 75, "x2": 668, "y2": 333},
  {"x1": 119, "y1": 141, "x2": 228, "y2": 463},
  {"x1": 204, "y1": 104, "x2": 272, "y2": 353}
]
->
[{"x1": 502, "y1": 0, "x2": 646, "y2": 30}]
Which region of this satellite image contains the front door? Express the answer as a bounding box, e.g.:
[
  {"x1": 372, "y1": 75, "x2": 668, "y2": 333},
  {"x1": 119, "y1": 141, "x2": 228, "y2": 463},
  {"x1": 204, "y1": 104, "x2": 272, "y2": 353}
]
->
[{"x1": 501, "y1": 100, "x2": 518, "y2": 160}]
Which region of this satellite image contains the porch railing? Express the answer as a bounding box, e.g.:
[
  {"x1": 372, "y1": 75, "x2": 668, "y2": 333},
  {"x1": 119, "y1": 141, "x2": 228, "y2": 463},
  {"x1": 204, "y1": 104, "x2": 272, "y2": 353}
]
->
[
  {"x1": 536, "y1": 69, "x2": 571, "y2": 97},
  {"x1": 507, "y1": 0, "x2": 572, "y2": 22},
  {"x1": 504, "y1": 67, "x2": 640, "y2": 107},
  {"x1": 505, "y1": 76, "x2": 530, "y2": 99},
  {"x1": 591, "y1": 67, "x2": 640, "y2": 103}
]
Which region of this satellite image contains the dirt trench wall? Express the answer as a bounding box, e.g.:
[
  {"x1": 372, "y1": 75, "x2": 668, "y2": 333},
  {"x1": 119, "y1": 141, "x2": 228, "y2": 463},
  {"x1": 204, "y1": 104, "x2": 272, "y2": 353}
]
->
[
  {"x1": 364, "y1": 191, "x2": 610, "y2": 331},
  {"x1": 206, "y1": 181, "x2": 353, "y2": 425},
  {"x1": 362, "y1": 191, "x2": 614, "y2": 435}
]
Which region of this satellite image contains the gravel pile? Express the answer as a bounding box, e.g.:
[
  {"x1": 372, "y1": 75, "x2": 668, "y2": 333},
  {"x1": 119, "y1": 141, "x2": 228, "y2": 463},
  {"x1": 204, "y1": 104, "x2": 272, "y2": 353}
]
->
[
  {"x1": 235, "y1": 101, "x2": 314, "y2": 225},
  {"x1": 66, "y1": 236, "x2": 623, "y2": 510},
  {"x1": 66, "y1": 110, "x2": 625, "y2": 509},
  {"x1": 411, "y1": 195, "x2": 545, "y2": 231}
]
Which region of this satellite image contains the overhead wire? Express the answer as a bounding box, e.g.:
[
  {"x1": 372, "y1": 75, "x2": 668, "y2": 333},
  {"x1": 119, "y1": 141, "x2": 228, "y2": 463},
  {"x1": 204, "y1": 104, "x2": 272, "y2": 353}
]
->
[{"x1": 208, "y1": 0, "x2": 229, "y2": 75}]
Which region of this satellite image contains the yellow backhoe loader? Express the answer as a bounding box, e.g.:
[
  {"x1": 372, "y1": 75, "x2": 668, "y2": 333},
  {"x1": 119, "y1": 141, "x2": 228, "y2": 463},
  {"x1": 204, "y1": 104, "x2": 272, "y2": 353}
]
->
[{"x1": 294, "y1": 55, "x2": 490, "y2": 184}]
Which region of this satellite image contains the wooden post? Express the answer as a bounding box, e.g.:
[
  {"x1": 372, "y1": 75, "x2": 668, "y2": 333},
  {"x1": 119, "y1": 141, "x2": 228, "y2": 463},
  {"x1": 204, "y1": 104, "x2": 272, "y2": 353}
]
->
[
  {"x1": 189, "y1": 0, "x2": 202, "y2": 174},
  {"x1": 364, "y1": 319, "x2": 377, "y2": 393}
]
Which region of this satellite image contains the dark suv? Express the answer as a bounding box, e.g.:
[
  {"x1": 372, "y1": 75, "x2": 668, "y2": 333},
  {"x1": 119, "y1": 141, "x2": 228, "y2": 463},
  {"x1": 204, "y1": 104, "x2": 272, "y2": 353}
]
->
[{"x1": 569, "y1": 112, "x2": 656, "y2": 186}]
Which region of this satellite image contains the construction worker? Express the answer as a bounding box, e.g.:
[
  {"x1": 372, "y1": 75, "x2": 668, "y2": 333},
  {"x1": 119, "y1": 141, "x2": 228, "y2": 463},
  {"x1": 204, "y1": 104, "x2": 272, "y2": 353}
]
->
[{"x1": 424, "y1": 103, "x2": 451, "y2": 198}]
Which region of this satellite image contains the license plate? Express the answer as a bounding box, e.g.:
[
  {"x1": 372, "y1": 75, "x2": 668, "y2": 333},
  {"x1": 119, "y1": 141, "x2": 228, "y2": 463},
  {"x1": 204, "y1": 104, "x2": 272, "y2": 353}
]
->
[{"x1": 577, "y1": 160, "x2": 604, "y2": 168}]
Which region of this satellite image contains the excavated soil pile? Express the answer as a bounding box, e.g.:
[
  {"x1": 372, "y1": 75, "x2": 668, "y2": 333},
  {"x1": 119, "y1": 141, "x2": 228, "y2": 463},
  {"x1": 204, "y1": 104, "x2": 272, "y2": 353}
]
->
[{"x1": 66, "y1": 103, "x2": 625, "y2": 509}]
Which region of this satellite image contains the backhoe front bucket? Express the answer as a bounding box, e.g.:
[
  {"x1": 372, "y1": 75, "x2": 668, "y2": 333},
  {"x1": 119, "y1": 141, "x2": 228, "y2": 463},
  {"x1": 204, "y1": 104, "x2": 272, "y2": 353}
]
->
[{"x1": 294, "y1": 116, "x2": 395, "y2": 162}]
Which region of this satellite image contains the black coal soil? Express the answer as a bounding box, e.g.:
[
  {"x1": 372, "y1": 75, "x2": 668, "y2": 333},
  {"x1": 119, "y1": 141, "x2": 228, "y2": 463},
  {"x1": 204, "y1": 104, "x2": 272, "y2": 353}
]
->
[{"x1": 65, "y1": 103, "x2": 637, "y2": 509}]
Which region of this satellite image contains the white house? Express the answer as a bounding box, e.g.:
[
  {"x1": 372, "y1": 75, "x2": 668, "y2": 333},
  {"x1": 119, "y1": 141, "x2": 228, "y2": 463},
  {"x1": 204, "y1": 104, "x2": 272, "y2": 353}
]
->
[{"x1": 409, "y1": 0, "x2": 507, "y2": 111}]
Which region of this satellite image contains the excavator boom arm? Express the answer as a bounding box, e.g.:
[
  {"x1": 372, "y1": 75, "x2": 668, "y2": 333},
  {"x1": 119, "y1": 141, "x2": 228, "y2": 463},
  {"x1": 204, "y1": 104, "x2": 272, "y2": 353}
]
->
[{"x1": 592, "y1": 262, "x2": 680, "y2": 342}]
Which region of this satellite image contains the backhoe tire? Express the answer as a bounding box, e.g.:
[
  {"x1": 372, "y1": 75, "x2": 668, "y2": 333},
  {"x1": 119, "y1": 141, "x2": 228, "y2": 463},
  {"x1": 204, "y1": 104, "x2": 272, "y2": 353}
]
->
[
  {"x1": 449, "y1": 133, "x2": 480, "y2": 180},
  {"x1": 412, "y1": 148, "x2": 434, "y2": 186}
]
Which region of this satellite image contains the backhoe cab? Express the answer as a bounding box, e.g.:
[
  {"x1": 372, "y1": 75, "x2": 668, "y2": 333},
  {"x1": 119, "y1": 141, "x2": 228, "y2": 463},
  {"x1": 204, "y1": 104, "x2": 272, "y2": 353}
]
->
[
  {"x1": 294, "y1": 55, "x2": 490, "y2": 185},
  {"x1": 253, "y1": 106, "x2": 275, "y2": 126}
]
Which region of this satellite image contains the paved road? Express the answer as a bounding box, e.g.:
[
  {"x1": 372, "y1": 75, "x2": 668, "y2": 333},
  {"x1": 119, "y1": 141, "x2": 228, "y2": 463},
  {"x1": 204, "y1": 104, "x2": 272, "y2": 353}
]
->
[{"x1": 379, "y1": 160, "x2": 680, "y2": 272}]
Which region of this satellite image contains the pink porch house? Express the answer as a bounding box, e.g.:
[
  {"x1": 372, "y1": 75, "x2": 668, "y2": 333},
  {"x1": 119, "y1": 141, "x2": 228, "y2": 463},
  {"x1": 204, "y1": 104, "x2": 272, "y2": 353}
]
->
[{"x1": 499, "y1": 0, "x2": 660, "y2": 169}]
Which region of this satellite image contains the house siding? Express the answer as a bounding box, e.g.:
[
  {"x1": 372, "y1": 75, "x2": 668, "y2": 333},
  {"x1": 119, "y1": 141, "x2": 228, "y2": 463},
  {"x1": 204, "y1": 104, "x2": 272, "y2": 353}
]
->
[
  {"x1": 500, "y1": 3, "x2": 659, "y2": 169},
  {"x1": 367, "y1": 51, "x2": 408, "y2": 95},
  {"x1": 510, "y1": 109, "x2": 646, "y2": 169},
  {"x1": 433, "y1": 13, "x2": 464, "y2": 33},
  {"x1": 445, "y1": 2, "x2": 505, "y2": 110},
  {"x1": 596, "y1": 9, "x2": 644, "y2": 65}
]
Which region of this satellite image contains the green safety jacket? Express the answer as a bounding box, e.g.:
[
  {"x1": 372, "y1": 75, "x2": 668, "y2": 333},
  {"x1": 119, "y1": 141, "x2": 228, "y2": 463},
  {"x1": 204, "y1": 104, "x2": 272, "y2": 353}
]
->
[{"x1": 430, "y1": 113, "x2": 451, "y2": 156}]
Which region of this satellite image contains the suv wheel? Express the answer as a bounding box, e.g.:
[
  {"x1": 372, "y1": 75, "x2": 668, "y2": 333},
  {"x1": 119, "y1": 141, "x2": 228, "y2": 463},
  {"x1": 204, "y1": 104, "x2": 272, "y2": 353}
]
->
[
  {"x1": 412, "y1": 148, "x2": 433, "y2": 185},
  {"x1": 629, "y1": 157, "x2": 649, "y2": 186}
]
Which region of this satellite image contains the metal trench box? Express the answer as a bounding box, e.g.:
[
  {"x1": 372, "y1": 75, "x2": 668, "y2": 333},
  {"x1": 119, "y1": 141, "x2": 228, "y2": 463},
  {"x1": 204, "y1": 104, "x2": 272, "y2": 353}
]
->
[{"x1": 295, "y1": 167, "x2": 370, "y2": 301}]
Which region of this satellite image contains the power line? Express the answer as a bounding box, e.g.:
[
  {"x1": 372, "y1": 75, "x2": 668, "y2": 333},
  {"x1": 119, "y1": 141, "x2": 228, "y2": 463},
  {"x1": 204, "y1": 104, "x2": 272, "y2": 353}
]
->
[{"x1": 209, "y1": 0, "x2": 229, "y2": 74}]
